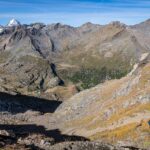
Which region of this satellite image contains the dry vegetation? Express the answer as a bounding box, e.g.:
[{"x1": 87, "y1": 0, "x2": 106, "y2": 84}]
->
[{"x1": 60, "y1": 60, "x2": 150, "y2": 149}]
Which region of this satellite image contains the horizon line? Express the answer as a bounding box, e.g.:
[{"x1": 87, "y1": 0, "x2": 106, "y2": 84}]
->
[{"x1": 1, "y1": 17, "x2": 150, "y2": 28}]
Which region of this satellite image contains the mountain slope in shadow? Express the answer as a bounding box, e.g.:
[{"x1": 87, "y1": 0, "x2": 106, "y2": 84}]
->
[{"x1": 0, "y1": 92, "x2": 62, "y2": 114}]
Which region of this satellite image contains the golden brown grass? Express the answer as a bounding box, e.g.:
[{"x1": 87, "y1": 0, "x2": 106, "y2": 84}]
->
[{"x1": 90, "y1": 120, "x2": 150, "y2": 144}]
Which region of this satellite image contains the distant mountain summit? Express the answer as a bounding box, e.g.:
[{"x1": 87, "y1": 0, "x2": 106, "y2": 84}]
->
[{"x1": 7, "y1": 18, "x2": 21, "y2": 27}]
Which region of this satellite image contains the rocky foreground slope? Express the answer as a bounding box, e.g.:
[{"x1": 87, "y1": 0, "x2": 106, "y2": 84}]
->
[
  {"x1": 54, "y1": 53, "x2": 150, "y2": 149},
  {"x1": 0, "y1": 55, "x2": 149, "y2": 150}
]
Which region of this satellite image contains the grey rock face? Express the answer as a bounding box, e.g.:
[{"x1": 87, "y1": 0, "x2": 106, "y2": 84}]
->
[
  {"x1": 49, "y1": 141, "x2": 139, "y2": 150},
  {"x1": 0, "y1": 24, "x2": 65, "y2": 93}
]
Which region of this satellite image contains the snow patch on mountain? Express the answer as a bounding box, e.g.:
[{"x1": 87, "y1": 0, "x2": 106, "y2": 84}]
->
[
  {"x1": 0, "y1": 25, "x2": 4, "y2": 34},
  {"x1": 8, "y1": 19, "x2": 20, "y2": 27}
]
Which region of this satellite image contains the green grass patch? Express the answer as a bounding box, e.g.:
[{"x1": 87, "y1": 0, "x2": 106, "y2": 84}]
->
[{"x1": 68, "y1": 66, "x2": 130, "y2": 89}]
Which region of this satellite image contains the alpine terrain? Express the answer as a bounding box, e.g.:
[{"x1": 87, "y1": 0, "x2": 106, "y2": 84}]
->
[{"x1": 0, "y1": 18, "x2": 150, "y2": 150}]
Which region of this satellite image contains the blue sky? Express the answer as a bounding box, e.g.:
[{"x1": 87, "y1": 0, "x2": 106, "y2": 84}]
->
[{"x1": 0, "y1": 0, "x2": 150, "y2": 26}]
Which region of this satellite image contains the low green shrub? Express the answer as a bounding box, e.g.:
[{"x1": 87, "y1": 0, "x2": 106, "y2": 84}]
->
[{"x1": 68, "y1": 66, "x2": 130, "y2": 89}]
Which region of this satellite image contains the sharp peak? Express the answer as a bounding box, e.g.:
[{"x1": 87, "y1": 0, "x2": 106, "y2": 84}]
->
[
  {"x1": 10, "y1": 18, "x2": 18, "y2": 21},
  {"x1": 47, "y1": 22, "x2": 74, "y2": 29},
  {"x1": 81, "y1": 22, "x2": 100, "y2": 27},
  {"x1": 109, "y1": 21, "x2": 126, "y2": 25},
  {"x1": 7, "y1": 18, "x2": 21, "y2": 27},
  {"x1": 53, "y1": 23, "x2": 72, "y2": 27},
  {"x1": 82, "y1": 22, "x2": 93, "y2": 25}
]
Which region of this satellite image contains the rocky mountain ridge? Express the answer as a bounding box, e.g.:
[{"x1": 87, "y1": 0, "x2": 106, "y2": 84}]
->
[
  {"x1": 0, "y1": 19, "x2": 150, "y2": 149},
  {"x1": 0, "y1": 19, "x2": 150, "y2": 94}
]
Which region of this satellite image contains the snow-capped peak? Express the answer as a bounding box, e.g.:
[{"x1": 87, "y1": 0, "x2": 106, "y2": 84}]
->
[{"x1": 7, "y1": 18, "x2": 21, "y2": 27}]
